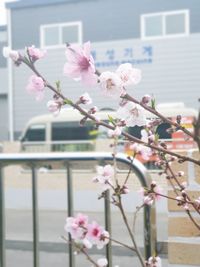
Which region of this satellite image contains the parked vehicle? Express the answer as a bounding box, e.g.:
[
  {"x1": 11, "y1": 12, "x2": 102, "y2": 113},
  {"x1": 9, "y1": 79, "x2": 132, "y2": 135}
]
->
[
  {"x1": 20, "y1": 108, "x2": 116, "y2": 152},
  {"x1": 20, "y1": 103, "x2": 197, "y2": 168}
]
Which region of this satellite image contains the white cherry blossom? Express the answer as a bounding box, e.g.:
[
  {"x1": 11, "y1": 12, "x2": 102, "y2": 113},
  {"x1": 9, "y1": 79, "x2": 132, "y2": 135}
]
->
[{"x1": 117, "y1": 101, "x2": 146, "y2": 127}]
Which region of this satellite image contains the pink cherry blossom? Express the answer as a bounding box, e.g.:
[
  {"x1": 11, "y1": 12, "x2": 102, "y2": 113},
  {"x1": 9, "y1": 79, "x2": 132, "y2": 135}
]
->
[
  {"x1": 26, "y1": 75, "x2": 45, "y2": 101},
  {"x1": 129, "y1": 130, "x2": 153, "y2": 160},
  {"x1": 95, "y1": 230, "x2": 110, "y2": 249},
  {"x1": 63, "y1": 41, "x2": 97, "y2": 86},
  {"x1": 92, "y1": 165, "x2": 114, "y2": 191},
  {"x1": 86, "y1": 222, "x2": 109, "y2": 249},
  {"x1": 138, "y1": 129, "x2": 152, "y2": 160},
  {"x1": 47, "y1": 99, "x2": 63, "y2": 115},
  {"x1": 107, "y1": 126, "x2": 122, "y2": 138},
  {"x1": 3, "y1": 47, "x2": 19, "y2": 62},
  {"x1": 147, "y1": 256, "x2": 162, "y2": 267},
  {"x1": 89, "y1": 106, "x2": 98, "y2": 114},
  {"x1": 27, "y1": 45, "x2": 46, "y2": 61},
  {"x1": 178, "y1": 171, "x2": 184, "y2": 177},
  {"x1": 142, "y1": 94, "x2": 151, "y2": 104},
  {"x1": 195, "y1": 197, "x2": 200, "y2": 209},
  {"x1": 99, "y1": 71, "x2": 123, "y2": 98},
  {"x1": 97, "y1": 165, "x2": 114, "y2": 177},
  {"x1": 79, "y1": 92, "x2": 92, "y2": 105},
  {"x1": 121, "y1": 184, "x2": 129, "y2": 194},
  {"x1": 97, "y1": 258, "x2": 108, "y2": 267},
  {"x1": 64, "y1": 213, "x2": 88, "y2": 241},
  {"x1": 117, "y1": 101, "x2": 146, "y2": 127},
  {"x1": 143, "y1": 195, "x2": 154, "y2": 206},
  {"x1": 86, "y1": 221, "x2": 103, "y2": 242},
  {"x1": 139, "y1": 183, "x2": 162, "y2": 206},
  {"x1": 116, "y1": 63, "x2": 141, "y2": 86}
]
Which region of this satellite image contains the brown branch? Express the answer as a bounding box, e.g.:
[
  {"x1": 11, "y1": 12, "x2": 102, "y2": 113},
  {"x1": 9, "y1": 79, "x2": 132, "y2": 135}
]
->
[
  {"x1": 21, "y1": 57, "x2": 200, "y2": 168},
  {"x1": 117, "y1": 195, "x2": 146, "y2": 267},
  {"x1": 124, "y1": 93, "x2": 198, "y2": 141}
]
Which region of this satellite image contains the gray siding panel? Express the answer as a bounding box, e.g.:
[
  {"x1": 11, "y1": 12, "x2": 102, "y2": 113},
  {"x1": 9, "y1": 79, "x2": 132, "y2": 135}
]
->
[
  {"x1": 10, "y1": 0, "x2": 200, "y2": 49},
  {"x1": 13, "y1": 34, "x2": 200, "y2": 134},
  {"x1": 0, "y1": 42, "x2": 7, "y2": 68},
  {"x1": 0, "y1": 95, "x2": 8, "y2": 141},
  {"x1": 0, "y1": 68, "x2": 8, "y2": 94}
]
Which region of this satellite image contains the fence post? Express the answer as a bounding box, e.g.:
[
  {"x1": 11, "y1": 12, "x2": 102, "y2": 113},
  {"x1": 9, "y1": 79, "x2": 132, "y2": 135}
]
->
[
  {"x1": 104, "y1": 190, "x2": 112, "y2": 267},
  {"x1": 66, "y1": 161, "x2": 75, "y2": 267},
  {"x1": 31, "y1": 164, "x2": 39, "y2": 267},
  {"x1": 0, "y1": 165, "x2": 5, "y2": 267}
]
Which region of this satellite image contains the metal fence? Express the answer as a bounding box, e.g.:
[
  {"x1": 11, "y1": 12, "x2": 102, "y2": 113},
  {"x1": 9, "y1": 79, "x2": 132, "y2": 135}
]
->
[{"x1": 0, "y1": 152, "x2": 157, "y2": 267}]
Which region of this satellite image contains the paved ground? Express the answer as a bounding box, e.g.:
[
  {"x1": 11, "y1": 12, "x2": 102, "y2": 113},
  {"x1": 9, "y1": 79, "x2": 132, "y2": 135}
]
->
[
  {"x1": 5, "y1": 250, "x2": 169, "y2": 267},
  {"x1": 1, "y1": 168, "x2": 181, "y2": 266},
  {"x1": 4, "y1": 209, "x2": 168, "y2": 267}
]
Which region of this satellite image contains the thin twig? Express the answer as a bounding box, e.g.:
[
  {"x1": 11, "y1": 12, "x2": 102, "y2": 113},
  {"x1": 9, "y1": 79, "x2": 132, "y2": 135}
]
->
[
  {"x1": 124, "y1": 93, "x2": 198, "y2": 141},
  {"x1": 117, "y1": 196, "x2": 146, "y2": 267},
  {"x1": 21, "y1": 58, "x2": 200, "y2": 166}
]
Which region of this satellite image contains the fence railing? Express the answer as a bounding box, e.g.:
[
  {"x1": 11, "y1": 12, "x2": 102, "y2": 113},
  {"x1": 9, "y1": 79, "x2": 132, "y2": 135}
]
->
[{"x1": 0, "y1": 152, "x2": 156, "y2": 267}]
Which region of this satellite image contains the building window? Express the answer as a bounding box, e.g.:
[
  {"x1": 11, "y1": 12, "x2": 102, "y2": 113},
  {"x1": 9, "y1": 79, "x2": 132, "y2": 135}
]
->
[
  {"x1": 0, "y1": 30, "x2": 7, "y2": 43},
  {"x1": 40, "y1": 21, "x2": 82, "y2": 48},
  {"x1": 23, "y1": 124, "x2": 46, "y2": 142},
  {"x1": 141, "y1": 10, "x2": 189, "y2": 40}
]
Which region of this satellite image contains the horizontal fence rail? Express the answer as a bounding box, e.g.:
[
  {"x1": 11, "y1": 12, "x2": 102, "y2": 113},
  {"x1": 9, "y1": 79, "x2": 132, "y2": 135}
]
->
[{"x1": 0, "y1": 152, "x2": 157, "y2": 267}]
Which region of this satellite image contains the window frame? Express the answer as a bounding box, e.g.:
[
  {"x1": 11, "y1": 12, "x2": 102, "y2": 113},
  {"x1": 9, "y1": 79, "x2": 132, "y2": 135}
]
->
[
  {"x1": 23, "y1": 124, "x2": 46, "y2": 142},
  {"x1": 0, "y1": 30, "x2": 7, "y2": 43},
  {"x1": 40, "y1": 21, "x2": 83, "y2": 49},
  {"x1": 141, "y1": 10, "x2": 190, "y2": 40}
]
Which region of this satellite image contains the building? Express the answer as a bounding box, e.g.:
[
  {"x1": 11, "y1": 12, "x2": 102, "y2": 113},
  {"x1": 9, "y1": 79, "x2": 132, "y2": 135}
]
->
[
  {"x1": 0, "y1": 25, "x2": 8, "y2": 140},
  {"x1": 1, "y1": 0, "x2": 200, "y2": 140}
]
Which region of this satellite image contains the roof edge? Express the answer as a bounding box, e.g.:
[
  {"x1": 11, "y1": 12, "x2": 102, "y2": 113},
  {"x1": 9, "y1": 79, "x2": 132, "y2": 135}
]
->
[{"x1": 6, "y1": 0, "x2": 71, "y2": 10}]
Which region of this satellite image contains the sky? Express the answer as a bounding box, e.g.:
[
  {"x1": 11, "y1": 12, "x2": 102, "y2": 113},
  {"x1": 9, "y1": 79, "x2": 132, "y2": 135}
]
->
[{"x1": 0, "y1": 0, "x2": 18, "y2": 25}]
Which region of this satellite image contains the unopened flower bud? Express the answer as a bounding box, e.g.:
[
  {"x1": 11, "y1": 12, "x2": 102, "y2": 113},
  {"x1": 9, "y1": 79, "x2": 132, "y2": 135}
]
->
[
  {"x1": 3, "y1": 46, "x2": 20, "y2": 62},
  {"x1": 181, "y1": 190, "x2": 187, "y2": 197},
  {"x1": 141, "y1": 94, "x2": 151, "y2": 104},
  {"x1": 178, "y1": 171, "x2": 184, "y2": 177},
  {"x1": 79, "y1": 92, "x2": 92, "y2": 105},
  {"x1": 151, "y1": 181, "x2": 157, "y2": 188},
  {"x1": 183, "y1": 204, "x2": 189, "y2": 210},
  {"x1": 90, "y1": 106, "x2": 98, "y2": 114},
  {"x1": 148, "y1": 134, "x2": 155, "y2": 143},
  {"x1": 121, "y1": 184, "x2": 129, "y2": 194},
  {"x1": 160, "y1": 141, "x2": 167, "y2": 149},
  {"x1": 176, "y1": 115, "x2": 182, "y2": 124}
]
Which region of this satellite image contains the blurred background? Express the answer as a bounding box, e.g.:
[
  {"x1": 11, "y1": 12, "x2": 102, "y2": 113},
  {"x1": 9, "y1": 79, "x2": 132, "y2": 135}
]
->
[
  {"x1": 0, "y1": 0, "x2": 200, "y2": 141},
  {"x1": 0, "y1": 1, "x2": 200, "y2": 267}
]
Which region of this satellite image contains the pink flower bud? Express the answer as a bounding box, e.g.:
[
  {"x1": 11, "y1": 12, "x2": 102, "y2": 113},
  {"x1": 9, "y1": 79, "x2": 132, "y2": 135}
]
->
[
  {"x1": 47, "y1": 99, "x2": 62, "y2": 116},
  {"x1": 27, "y1": 45, "x2": 46, "y2": 61},
  {"x1": 178, "y1": 171, "x2": 184, "y2": 177},
  {"x1": 97, "y1": 258, "x2": 108, "y2": 267},
  {"x1": 122, "y1": 184, "x2": 129, "y2": 194},
  {"x1": 26, "y1": 75, "x2": 45, "y2": 101},
  {"x1": 90, "y1": 106, "x2": 98, "y2": 114},
  {"x1": 142, "y1": 94, "x2": 151, "y2": 104},
  {"x1": 79, "y1": 92, "x2": 92, "y2": 105},
  {"x1": 3, "y1": 47, "x2": 19, "y2": 62},
  {"x1": 108, "y1": 126, "x2": 122, "y2": 138}
]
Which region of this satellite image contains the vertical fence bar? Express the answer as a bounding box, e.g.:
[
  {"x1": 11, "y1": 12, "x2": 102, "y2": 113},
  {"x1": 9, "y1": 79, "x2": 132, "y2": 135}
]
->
[
  {"x1": 31, "y1": 165, "x2": 39, "y2": 267},
  {"x1": 0, "y1": 165, "x2": 5, "y2": 267},
  {"x1": 104, "y1": 190, "x2": 112, "y2": 267},
  {"x1": 66, "y1": 162, "x2": 75, "y2": 267}
]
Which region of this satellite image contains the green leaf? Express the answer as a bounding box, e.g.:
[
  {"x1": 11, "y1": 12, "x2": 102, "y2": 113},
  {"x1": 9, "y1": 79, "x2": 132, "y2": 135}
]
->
[
  {"x1": 63, "y1": 99, "x2": 73, "y2": 106},
  {"x1": 23, "y1": 56, "x2": 30, "y2": 65},
  {"x1": 151, "y1": 98, "x2": 156, "y2": 109},
  {"x1": 55, "y1": 80, "x2": 61, "y2": 91},
  {"x1": 108, "y1": 115, "x2": 116, "y2": 125}
]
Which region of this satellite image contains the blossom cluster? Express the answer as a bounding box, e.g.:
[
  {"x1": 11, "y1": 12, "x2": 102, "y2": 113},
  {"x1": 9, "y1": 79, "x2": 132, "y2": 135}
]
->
[
  {"x1": 64, "y1": 213, "x2": 109, "y2": 250},
  {"x1": 5, "y1": 41, "x2": 199, "y2": 267}
]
